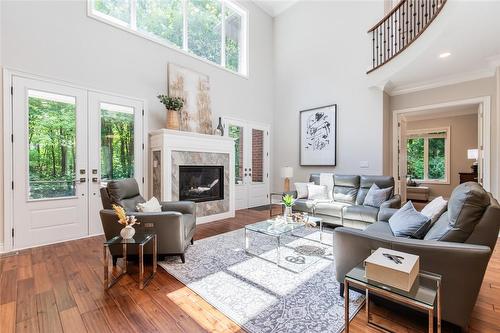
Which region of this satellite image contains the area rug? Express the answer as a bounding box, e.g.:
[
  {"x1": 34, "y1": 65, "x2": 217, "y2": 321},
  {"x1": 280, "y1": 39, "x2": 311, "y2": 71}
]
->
[{"x1": 159, "y1": 227, "x2": 364, "y2": 333}]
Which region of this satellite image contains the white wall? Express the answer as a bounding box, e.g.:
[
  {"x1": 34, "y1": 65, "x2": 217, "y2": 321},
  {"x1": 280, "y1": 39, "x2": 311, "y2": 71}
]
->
[
  {"x1": 272, "y1": 1, "x2": 385, "y2": 191},
  {"x1": 0, "y1": 0, "x2": 274, "y2": 247}
]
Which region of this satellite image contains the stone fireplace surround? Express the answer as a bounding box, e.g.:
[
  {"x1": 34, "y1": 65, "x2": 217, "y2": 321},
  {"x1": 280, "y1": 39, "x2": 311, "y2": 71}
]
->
[{"x1": 149, "y1": 129, "x2": 235, "y2": 224}]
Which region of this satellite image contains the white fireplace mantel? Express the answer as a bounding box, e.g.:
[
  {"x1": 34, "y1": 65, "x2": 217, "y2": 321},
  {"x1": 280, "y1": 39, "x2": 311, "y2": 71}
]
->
[{"x1": 149, "y1": 129, "x2": 235, "y2": 224}]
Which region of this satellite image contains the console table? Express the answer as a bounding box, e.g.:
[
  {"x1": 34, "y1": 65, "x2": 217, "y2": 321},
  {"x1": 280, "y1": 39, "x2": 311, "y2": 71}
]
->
[
  {"x1": 407, "y1": 186, "x2": 430, "y2": 201},
  {"x1": 459, "y1": 172, "x2": 478, "y2": 184}
]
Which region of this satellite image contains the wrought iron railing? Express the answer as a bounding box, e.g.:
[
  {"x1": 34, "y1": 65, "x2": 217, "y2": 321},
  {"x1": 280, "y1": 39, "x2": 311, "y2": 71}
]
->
[{"x1": 368, "y1": 0, "x2": 447, "y2": 73}]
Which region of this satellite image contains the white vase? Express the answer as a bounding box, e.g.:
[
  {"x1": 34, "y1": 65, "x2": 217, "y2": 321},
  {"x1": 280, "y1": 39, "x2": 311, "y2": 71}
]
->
[
  {"x1": 284, "y1": 206, "x2": 292, "y2": 218},
  {"x1": 120, "y1": 225, "x2": 136, "y2": 240}
]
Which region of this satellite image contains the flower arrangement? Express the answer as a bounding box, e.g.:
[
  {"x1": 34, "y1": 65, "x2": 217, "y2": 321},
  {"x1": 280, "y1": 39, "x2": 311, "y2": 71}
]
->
[
  {"x1": 112, "y1": 204, "x2": 139, "y2": 227},
  {"x1": 157, "y1": 95, "x2": 184, "y2": 111}
]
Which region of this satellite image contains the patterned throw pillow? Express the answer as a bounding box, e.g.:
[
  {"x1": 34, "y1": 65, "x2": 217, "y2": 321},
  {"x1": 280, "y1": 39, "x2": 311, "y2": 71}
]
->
[
  {"x1": 307, "y1": 184, "x2": 329, "y2": 200},
  {"x1": 363, "y1": 184, "x2": 393, "y2": 208},
  {"x1": 137, "y1": 197, "x2": 162, "y2": 212},
  {"x1": 294, "y1": 182, "x2": 314, "y2": 199},
  {"x1": 389, "y1": 201, "x2": 431, "y2": 239}
]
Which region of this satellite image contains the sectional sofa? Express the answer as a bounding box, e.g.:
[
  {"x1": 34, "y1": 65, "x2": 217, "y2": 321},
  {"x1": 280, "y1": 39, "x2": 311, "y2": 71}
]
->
[{"x1": 291, "y1": 173, "x2": 401, "y2": 229}]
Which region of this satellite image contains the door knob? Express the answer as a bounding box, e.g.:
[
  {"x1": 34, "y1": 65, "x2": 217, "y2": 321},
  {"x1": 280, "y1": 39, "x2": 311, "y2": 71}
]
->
[{"x1": 92, "y1": 177, "x2": 100, "y2": 183}]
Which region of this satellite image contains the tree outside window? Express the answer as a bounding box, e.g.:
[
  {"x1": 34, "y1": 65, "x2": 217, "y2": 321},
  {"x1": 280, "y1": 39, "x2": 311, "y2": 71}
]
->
[{"x1": 406, "y1": 129, "x2": 448, "y2": 183}]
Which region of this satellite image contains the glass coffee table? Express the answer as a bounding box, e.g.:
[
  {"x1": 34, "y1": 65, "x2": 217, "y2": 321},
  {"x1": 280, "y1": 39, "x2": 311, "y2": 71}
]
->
[
  {"x1": 344, "y1": 263, "x2": 441, "y2": 333},
  {"x1": 244, "y1": 216, "x2": 327, "y2": 270}
]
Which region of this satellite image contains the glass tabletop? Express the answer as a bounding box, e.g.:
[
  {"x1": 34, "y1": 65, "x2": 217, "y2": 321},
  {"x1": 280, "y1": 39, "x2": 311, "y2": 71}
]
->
[
  {"x1": 245, "y1": 220, "x2": 306, "y2": 237},
  {"x1": 105, "y1": 233, "x2": 155, "y2": 246},
  {"x1": 346, "y1": 263, "x2": 440, "y2": 307}
]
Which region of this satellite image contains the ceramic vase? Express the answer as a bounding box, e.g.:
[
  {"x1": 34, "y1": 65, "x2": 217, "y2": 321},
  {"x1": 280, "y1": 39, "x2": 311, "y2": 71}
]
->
[{"x1": 120, "y1": 225, "x2": 135, "y2": 240}]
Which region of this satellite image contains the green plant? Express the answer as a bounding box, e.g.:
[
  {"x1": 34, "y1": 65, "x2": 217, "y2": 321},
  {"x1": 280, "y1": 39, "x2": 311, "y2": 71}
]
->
[
  {"x1": 282, "y1": 194, "x2": 295, "y2": 207},
  {"x1": 157, "y1": 95, "x2": 184, "y2": 111}
]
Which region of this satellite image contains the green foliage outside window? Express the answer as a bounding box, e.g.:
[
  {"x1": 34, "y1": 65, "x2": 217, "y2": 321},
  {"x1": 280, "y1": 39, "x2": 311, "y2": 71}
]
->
[
  {"x1": 28, "y1": 96, "x2": 77, "y2": 199},
  {"x1": 407, "y1": 138, "x2": 424, "y2": 180},
  {"x1": 228, "y1": 125, "x2": 242, "y2": 183},
  {"x1": 407, "y1": 136, "x2": 446, "y2": 181},
  {"x1": 94, "y1": 0, "x2": 130, "y2": 23},
  {"x1": 137, "y1": 0, "x2": 183, "y2": 47},
  {"x1": 188, "y1": 0, "x2": 222, "y2": 64},
  {"x1": 428, "y1": 138, "x2": 445, "y2": 179}
]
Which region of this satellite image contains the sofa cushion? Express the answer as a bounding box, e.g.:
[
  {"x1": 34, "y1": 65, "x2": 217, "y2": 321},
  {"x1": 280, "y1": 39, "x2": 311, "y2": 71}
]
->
[
  {"x1": 343, "y1": 205, "x2": 379, "y2": 223},
  {"x1": 363, "y1": 184, "x2": 393, "y2": 208},
  {"x1": 333, "y1": 175, "x2": 360, "y2": 204},
  {"x1": 365, "y1": 221, "x2": 394, "y2": 236},
  {"x1": 389, "y1": 201, "x2": 431, "y2": 239},
  {"x1": 107, "y1": 178, "x2": 146, "y2": 212},
  {"x1": 309, "y1": 173, "x2": 321, "y2": 185},
  {"x1": 421, "y1": 196, "x2": 448, "y2": 224},
  {"x1": 293, "y1": 199, "x2": 315, "y2": 213},
  {"x1": 295, "y1": 182, "x2": 313, "y2": 199},
  {"x1": 307, "y1": 184, "x2": 329, "y2": 200},
  {"x1": 424, "y1": 182, "x2": 490, "y2": 242},
  {"x1": 315, "y1": 201, "x2": 350, "y2": 218},
  {"x1": 136, "y1": 197, "x2": 162, "y2": 212},
  {"x1": 356, "y1": 175, "x2": 395, "y2": 205}
]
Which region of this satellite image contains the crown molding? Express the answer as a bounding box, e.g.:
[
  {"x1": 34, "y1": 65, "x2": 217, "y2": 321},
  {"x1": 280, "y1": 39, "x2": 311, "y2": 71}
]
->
[{"x1": 387, "y1": 69, "x2": 496, "y2": 96}]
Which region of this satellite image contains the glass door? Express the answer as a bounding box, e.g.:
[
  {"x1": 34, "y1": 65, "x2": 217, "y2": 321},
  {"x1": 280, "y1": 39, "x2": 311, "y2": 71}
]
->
[
  {"x1": 88, "y1": 92, "x2": 144, "y2": 235},
  {"x1": 12, "y1": 77, "x2": 89, "y2": 249}
]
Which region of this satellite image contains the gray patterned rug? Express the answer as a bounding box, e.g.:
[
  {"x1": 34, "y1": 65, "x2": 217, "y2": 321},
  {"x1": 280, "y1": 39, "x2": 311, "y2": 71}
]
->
[{"x1": 159, "y1": 227, "x2": 364, "y2": 333}]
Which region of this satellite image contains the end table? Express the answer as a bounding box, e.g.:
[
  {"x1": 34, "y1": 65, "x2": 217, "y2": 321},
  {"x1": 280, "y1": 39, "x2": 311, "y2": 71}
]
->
[
  {"x1": 344, "y1": 263, "x2": 441, "y2": 333},
  {"x1": 103, "y1": 233, "x2": 157, "y2": 290}
]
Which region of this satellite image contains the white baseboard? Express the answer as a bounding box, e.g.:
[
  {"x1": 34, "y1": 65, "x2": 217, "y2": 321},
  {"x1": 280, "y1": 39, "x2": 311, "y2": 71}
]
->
[{"x1": 196, "y1": 211, "x2": 235, "y2": 224}]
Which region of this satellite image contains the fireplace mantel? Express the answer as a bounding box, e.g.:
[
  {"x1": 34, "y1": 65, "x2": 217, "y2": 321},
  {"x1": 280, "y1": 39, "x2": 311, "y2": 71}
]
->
[{"x1": 149, "y1": 129, "x2": 235, "y2": 224}]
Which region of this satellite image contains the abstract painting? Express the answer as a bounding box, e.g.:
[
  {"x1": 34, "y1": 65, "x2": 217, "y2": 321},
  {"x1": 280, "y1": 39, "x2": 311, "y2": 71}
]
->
[
  {"x1": 168, "y1": 64, "x2": 213, "y2": 134},
  {"x1": 300, "y1": 105, "x2": 337, "y2": 166}
]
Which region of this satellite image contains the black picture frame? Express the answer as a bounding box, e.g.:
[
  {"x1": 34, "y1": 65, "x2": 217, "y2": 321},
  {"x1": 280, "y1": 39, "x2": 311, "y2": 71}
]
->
[{"x1": 299, "y1": 104, "x2": 337, "y2": 166}]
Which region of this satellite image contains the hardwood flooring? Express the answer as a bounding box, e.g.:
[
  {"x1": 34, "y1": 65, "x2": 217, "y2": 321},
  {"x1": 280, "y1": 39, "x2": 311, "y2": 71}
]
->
[{"x1": 1, "y1": 208, "x2": 499, "y2": 333}]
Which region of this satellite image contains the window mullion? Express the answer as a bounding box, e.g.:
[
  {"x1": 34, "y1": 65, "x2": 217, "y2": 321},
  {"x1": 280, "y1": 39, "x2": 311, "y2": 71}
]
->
[
  {"x1": 183, "y1": 0, "x2": 188, "y2": 51},
  {"x1": 130, "y1": 0, "x2": 137, "y2": 30},
  {"x1": 221, "y1": 1, "x2": 226, "y2": 67},
  {"x1": 423, "y1": 138, "x2": 429, "y2": 180}
]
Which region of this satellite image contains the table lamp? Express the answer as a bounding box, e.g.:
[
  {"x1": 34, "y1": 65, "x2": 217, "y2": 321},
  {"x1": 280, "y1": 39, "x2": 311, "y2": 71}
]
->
[
  {"x1": 467, "y1": 149, "x2": 478, "y2": 174},
  {"x1": 280, "y1": 166, "x2": 293, "y2": 192}
]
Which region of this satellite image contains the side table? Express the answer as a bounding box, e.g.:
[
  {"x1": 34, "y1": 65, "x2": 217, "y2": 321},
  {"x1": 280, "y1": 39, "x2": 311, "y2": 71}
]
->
[
  {"x1": 344, "y1": 263, "x2": 441, "y2": 333},
  {"x1": 103, "y1": 233, "x2": 157, "y2": 290},
  {"x1": 269, "y1": 192, "x2": 284, "y2": 217}
]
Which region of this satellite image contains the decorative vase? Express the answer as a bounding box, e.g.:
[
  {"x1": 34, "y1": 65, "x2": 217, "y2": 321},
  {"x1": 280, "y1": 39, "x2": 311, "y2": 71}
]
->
[
  {"x1": 216, "y1": 117, "x2": 224, "y2": 136},
  {"x1": 284, "y1": 206, "x2": 292, "y2": 218},
  {"x1": 166, "y1": 109, "x2": 180, "y2": 130},
  {"x1": 120, "y1": 225, "x2": 136, "y2": 240}
]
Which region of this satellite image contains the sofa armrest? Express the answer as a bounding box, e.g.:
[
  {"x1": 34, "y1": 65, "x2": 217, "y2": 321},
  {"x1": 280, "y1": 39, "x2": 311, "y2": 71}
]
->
[
  {"x1": 380, "y1": 194, "x2": 401, "y2": 209},
  {"x1": 160, "y1": 201, "x2": 196, "y2": 215},
  {"x1": 334, "y1": 227, "x2": 492, "y2": 329},
  {"x1": 378, "y1": 207, "x2": 398, "y2": 222}
]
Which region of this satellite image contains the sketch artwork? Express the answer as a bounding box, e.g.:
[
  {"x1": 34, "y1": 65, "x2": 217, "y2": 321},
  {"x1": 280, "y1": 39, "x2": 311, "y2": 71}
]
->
[{"x1": 300, "y1": 105, "x2": 337, "y2": 166}]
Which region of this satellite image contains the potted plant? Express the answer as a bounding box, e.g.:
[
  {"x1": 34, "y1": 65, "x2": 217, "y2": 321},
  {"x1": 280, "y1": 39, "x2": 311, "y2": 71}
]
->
[
  {"x1": 157, "y1": 95, "x2": 184, "y2": 130},
  {"x1": 112, "y1": 204, "x2": 140, "y2": 240},
  {"x1": 282, "y1": 194, "x2": 295, "y2": 219}
]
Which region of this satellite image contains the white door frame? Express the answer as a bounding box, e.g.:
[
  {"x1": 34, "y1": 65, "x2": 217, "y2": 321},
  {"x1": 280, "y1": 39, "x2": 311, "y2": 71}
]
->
[
  {"x1": 2, "y1": 69, "x2": 148, "y2": 253},
  {"x1": 391, "y1": 96, "x2": 492, "y2": 197},
  {"x1": 222, "y1": 116, "x2": 271, "y2": 209}
]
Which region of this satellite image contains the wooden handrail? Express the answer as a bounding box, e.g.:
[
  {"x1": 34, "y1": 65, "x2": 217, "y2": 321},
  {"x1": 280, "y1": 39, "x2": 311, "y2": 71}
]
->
[{"x1": 367, "y1": 0, "x2": 447, "y2": 73}]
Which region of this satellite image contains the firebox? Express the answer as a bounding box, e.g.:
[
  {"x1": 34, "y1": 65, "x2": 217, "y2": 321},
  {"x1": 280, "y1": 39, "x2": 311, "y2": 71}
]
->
[{"x1": 179, "y1": 166, "x2": 224, "y2": 203}]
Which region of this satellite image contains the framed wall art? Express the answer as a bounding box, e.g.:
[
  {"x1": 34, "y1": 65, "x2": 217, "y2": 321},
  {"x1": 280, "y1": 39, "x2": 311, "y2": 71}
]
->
[{"x1": 299, "y1": 104, "x2": 337, "y2": 166}]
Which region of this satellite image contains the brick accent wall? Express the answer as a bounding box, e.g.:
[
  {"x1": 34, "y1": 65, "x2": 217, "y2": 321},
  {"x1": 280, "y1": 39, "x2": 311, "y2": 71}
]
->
[{"x1": 252, "y1": 129, "x2": 264, "y2": 182}]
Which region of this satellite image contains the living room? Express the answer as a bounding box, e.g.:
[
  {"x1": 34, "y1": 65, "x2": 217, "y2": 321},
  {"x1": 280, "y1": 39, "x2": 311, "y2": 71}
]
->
[{"x1": 0, "y1": 1, "x2": 499, "y2": 333}]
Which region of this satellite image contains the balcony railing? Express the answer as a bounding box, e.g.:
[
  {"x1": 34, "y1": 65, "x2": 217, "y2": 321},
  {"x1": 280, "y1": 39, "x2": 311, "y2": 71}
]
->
[{"x1": 367, "y1": 0, "x2": 447, "y2": 73}]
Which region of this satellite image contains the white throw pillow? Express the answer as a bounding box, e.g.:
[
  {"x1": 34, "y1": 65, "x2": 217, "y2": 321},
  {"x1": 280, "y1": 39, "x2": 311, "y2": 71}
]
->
[
  {"x1": 136, "y1": 197, "x2": 162, "y2": 212},
  {"x1": 363, "y1": 184, "x2": 393, "y2": 208},
  {"x1": 307, "y1": 184, "x2": 329, "y2": 200},
  {"x1": 421, "y1": 196, "x2": 448, "y2": 224},
  {"x1": 295, "y1": 182, "x2": 314, "y2": 199}
]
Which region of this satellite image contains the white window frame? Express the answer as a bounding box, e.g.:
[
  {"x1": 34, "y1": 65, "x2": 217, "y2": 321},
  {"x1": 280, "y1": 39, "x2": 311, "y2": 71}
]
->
[
  {"x1": 87, "y1": 0, "x2": 249, "y2": 77},
  {"x1": 406, "y1": 127, "x2": 450, "y2": 184}
]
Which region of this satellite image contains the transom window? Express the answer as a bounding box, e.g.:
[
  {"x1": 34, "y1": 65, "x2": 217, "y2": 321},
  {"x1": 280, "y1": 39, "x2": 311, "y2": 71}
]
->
[
  {"x1": 406, "y1": 128, "x2": 450, "y2": 183},
  {"x1": 89, "y1": 0, "x2": 247, "y2": 75}
]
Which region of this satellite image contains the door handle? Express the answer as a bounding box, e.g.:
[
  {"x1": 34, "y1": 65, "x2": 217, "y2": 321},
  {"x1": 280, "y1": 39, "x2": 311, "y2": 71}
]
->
[
  {"x1": 74, "y1": 178, "x2": 86, "y2": 184},
  {"x1": 92, "y1": 177, "x2": 100, "y2": 183}
]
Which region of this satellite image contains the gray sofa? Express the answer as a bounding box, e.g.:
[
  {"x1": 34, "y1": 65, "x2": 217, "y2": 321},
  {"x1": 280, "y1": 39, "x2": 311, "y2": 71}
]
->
[
  {"x1": 99, "y1": 178, "x2": 196, "y2": 263},
  {"x1": 291, "y1": 174, "x2": 401, "y2": 229},
  {"x1": 334, "y1": 182, "x2": 500, "y2": 330}
]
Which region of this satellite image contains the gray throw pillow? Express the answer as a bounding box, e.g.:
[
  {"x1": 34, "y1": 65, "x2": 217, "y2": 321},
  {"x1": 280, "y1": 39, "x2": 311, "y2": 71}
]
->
[
  {"x1": 389, "y1": 201, "x2": 431, "y2": 239},
  {"x1": 363, "y1": 184, "x2": 393, "y2": 208}
]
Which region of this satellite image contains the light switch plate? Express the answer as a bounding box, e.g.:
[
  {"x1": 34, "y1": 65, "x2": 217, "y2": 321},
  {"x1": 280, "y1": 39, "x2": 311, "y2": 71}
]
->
[{"x1": 360, "y1": 161, "x2": 369, "y2": 168}]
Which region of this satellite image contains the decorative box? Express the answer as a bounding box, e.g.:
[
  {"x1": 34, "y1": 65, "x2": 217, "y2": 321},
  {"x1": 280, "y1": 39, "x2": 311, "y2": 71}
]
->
[{"x1": 364, "y1": 248, "x2": 419, "y2": 292}]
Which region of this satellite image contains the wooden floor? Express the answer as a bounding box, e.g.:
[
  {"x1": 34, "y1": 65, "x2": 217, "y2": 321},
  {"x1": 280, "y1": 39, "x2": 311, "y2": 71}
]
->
[{"x1": 0, "y1": 208, "x2": 499, "y2": 333}]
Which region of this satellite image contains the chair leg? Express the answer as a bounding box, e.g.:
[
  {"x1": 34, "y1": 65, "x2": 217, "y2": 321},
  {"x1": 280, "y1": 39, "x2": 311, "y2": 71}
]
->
[
  {"x1": 191, "y1": 238, "x2": 194, "y2": 245},
  {"x1": 180, "y1": 254, "x2": 186, "y2": 263},
  {"x1": 340, "y1": 282, "x2": 345, "y2": 298}
]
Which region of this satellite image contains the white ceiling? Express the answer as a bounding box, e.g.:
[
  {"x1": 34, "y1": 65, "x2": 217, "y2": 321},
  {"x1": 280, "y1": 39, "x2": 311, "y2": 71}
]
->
[
  {"x1": 253, "y1": 0, "x2": 299, "y2": 17},
  {"x1": 368, "y1": 1, "x2": 500, "y2": 95}
]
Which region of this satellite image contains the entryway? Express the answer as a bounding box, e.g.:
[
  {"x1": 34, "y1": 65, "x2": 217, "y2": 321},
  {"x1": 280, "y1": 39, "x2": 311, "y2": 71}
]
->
[
  {"x1": 6, "y1": 73, "x2": 145, "y2": 250},
  {"x1": 223, "y1": 118, "x2": 270, "y2": 209}
]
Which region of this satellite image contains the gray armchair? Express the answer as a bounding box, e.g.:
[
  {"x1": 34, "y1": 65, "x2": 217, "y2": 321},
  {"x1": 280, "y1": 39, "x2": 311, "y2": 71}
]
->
[{"x1": 99, "y1": 178, "x2": 196, "y2": 263}]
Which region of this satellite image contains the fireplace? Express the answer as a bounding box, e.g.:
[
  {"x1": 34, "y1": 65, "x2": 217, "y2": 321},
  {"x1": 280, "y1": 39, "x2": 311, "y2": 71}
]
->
[{"x1": 179, "y1": 166, "x2": 224, "y2": 203}]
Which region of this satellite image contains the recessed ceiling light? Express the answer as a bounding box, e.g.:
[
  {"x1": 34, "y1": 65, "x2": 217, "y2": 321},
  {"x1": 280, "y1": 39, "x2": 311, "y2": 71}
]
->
[{"x1": 439, "y1": 52, "x2": 451, "y2": 58}]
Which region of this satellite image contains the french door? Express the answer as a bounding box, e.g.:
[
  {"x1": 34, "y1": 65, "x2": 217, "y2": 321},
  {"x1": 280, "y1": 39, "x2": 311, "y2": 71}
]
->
[
  {"x1": 225, "y1": 118, "x2": 270, "y2": 209},
  {"x1": 11, "y1": 76, "x2": 143, "y2": 249}
]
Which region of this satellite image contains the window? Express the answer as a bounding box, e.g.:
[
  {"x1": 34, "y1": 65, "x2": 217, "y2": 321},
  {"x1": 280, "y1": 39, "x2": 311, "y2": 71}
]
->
[
  {"x1": 406, "y1": 128, "x2": 450, "y2": 183},
  {"x1": 89, "y1": 0, "x2": 247, "y2": 75}
]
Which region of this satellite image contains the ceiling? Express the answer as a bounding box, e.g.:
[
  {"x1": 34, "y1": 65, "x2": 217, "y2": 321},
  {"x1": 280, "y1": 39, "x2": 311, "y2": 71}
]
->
[
  {"x1": 368, "y1": 1, "x2": 500, "y2": 95},
  {"x1": 253, "y1": 0, "x2": 299, "y2": 17}
]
